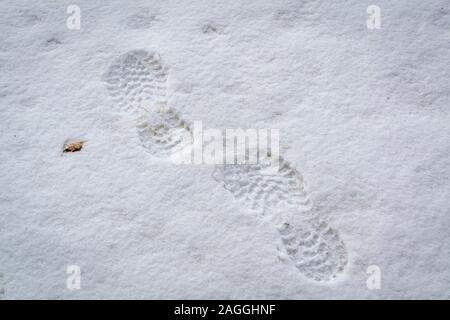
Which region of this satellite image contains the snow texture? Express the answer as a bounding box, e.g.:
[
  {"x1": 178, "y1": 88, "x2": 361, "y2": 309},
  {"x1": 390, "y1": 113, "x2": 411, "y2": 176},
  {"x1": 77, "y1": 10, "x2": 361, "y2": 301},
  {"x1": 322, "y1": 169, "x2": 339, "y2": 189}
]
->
[{"x1": 0, "y1": 0, "x2": 449, "y2": 299}]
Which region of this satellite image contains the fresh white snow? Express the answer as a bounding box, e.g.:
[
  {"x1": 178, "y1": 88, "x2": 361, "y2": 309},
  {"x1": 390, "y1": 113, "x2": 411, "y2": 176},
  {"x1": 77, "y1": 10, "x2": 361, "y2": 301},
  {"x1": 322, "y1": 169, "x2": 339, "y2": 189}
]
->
[{"x1": 0, "y1": 0, "x2": 449, "y2": 299}]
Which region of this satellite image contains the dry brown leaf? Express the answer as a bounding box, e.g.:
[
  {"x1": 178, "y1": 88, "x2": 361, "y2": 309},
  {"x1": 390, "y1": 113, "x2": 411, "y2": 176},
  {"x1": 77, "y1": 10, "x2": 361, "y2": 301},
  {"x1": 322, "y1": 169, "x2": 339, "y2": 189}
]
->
[{"x1": 63, "y1": 140, "x2": 85, "y2": 153}]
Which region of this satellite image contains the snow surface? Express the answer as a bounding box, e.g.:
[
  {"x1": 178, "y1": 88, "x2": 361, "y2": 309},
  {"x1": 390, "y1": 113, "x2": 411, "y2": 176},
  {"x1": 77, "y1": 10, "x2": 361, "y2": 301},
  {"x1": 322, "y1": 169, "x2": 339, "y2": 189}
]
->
[{"x1": 1, "y1": 0, "x2": 449, "y2": 299}]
